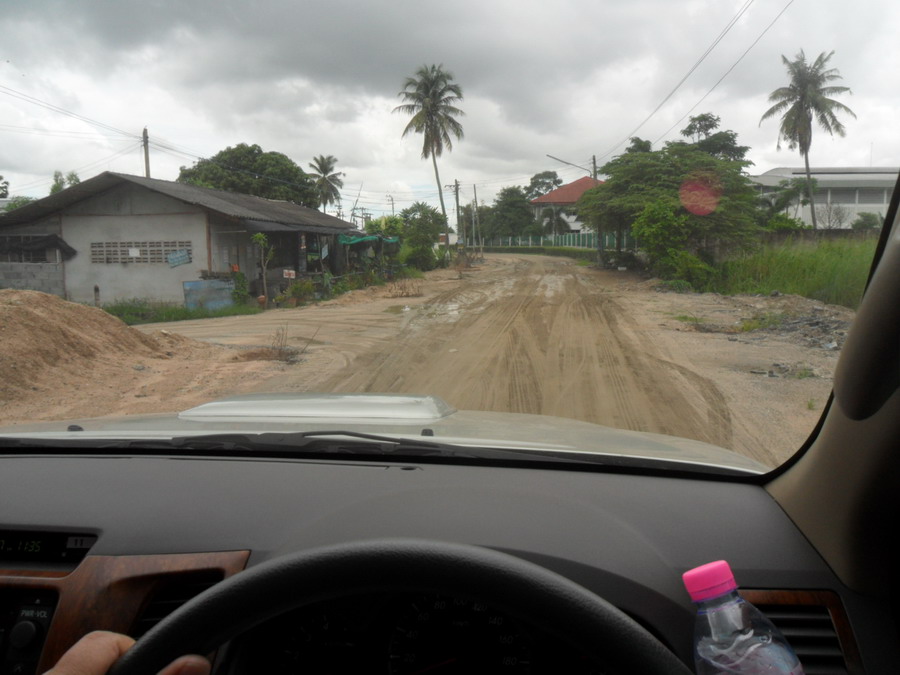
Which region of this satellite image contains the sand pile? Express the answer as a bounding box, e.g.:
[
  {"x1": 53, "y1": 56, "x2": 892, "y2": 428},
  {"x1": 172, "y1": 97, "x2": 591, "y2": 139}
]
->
[{"x1": 0, "y1": 290, "x2": 171, "y2": 400}]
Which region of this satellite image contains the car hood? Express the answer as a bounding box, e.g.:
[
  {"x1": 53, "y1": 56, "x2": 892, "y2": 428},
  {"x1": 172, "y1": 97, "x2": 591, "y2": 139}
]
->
[{"x1": 0, "y1": 393, "x2": 766, "y2": 474}]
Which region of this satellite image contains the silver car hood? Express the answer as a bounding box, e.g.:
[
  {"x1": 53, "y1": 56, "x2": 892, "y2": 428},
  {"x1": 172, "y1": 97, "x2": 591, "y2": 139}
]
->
[{"x1": 0, "y1": 393, "x2": 766, "y2": 474}]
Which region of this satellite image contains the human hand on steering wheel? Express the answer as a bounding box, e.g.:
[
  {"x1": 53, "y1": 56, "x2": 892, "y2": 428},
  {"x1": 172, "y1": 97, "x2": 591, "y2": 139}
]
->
[{"x1": 44, "y1": 631, "x2": 209, "y2": 675}]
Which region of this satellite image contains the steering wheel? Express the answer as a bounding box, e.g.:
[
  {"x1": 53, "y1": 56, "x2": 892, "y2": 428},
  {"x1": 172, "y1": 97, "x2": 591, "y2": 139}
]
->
[{"x1": 108, "y1": 539, "x2": 691, "y2": 674}]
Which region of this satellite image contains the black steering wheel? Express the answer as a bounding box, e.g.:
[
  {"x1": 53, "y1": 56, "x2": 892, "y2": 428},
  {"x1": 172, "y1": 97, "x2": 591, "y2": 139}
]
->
[{"x1": 108, "y1": 539, "x2": 691, "y2": 675}]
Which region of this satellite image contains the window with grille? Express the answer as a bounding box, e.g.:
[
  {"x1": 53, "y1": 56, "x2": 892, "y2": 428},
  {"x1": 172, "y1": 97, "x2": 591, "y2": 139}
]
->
[
  {"x1": 0, "y1": 236, "x2": 50, "y2": 263},
  {"x1": 90, "y1": 241, "x2": 193, "y2": 264}
]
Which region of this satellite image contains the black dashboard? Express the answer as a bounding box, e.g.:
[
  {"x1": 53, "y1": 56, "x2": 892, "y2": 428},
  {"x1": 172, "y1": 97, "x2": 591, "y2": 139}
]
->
[{"x1": 0, "y1": 453, "x2": 881, "y2": 673}]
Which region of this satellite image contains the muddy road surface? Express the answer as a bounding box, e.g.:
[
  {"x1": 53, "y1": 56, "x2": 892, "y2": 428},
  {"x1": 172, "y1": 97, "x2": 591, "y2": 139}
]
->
[{"x1": 107, "y1": 254, "x2": 840, "y2": 467}]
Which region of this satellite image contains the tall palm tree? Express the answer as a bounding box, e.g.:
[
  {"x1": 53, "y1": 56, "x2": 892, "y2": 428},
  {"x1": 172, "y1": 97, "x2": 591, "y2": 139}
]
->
[
  {"x1": 308, "y1": 154, "x2": 344, "y2": 215},
  {"x1": 760, "y1": 50, "x2": 855, "y2": 230},
  {"x1": 394, "y1": 64, "x2": 464, "y2": 255}
]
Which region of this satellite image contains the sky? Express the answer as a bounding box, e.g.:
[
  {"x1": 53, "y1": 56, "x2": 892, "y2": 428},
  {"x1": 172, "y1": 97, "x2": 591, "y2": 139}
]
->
[{"x1": 1, "y1": 0, "x2": 896, "y2": 225}]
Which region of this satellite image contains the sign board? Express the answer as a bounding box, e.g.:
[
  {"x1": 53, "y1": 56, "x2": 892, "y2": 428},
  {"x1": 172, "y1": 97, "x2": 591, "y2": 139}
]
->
[
  {"x1": 283, "y1": 269, "x2": 296, "y2": 279},
  {"x1": 183, "y1": 279, "x2": 235, "y2": 310},
  {"x1": 321, "y1": 244, "x2": 329, "y2": 260},
  {"x1": 128, "y1": 248, "x2": 141, "y2": 258},
  {"x1": 167, "y1": 249, "x2": 192, "y2": 267}
]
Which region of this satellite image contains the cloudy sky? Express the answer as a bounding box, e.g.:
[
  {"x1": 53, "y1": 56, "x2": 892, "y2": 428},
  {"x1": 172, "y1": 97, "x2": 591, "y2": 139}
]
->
[{"x1": 1, "y1": 0, "x2": 895, "y2": 223}]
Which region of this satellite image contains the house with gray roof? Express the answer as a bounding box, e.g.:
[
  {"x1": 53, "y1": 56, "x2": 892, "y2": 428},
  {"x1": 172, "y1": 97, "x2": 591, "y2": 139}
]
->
[
  {"x1": 0, "y1": 172, "x2": 356, "y2": 305},
  {"x1": 749, "y1": 167, "x2": 897, "y2": 228}
]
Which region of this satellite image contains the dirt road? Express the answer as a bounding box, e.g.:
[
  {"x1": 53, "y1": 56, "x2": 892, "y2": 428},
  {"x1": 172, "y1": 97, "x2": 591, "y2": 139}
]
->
[{"x1": 113, "y1": 254, "x2": 841, "y2": 466}]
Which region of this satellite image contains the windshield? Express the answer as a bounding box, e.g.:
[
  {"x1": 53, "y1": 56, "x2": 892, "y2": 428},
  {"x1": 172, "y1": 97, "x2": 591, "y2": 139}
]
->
[{"x1": 0, "y1": 0, "x2": 892, "y2": 472}]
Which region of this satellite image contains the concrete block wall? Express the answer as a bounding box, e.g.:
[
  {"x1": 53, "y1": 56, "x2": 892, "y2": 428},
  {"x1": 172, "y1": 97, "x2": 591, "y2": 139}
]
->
[{"x1": 0, "y1": 262, "x2": 65, "y2": 297}]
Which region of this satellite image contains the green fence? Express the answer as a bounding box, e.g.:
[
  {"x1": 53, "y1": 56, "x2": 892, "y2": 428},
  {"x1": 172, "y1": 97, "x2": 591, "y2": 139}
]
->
[{"x1": 468, "y1": 232, "x2": 633, "y2": 250}]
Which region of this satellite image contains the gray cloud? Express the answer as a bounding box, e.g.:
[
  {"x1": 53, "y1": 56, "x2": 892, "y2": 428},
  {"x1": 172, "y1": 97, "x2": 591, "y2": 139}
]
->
[{"x1": 1, "y1": 0, "x2": 896, "y2": 211}]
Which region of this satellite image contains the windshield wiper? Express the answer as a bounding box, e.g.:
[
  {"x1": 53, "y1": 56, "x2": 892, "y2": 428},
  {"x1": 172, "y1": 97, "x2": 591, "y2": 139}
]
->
[{"x1": 0, "y1": 430, "x2": 588, "y2": 464}]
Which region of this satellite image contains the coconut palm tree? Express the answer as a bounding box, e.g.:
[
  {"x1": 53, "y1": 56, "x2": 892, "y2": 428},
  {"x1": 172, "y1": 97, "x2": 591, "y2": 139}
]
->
[
  {"x1": 308, "y1": 154, "x2": 344, "y2": 214},
  {"x1": 760, "y1": 50, "x2": 855, "y2": 230},
  {"x1": 394, "y1": 64, "x2": 464, "y2": 256}
]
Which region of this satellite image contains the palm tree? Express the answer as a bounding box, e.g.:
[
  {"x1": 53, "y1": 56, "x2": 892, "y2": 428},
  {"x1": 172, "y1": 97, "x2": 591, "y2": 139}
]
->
[
  {"x1": 760, "y1": 50, "x2": 855, "y2": 230},
  {"x1": 308, "y1": 155, "x2": 344, "y2": 215},
  {"x1": 394, "y1": 64, "x2": 464, "y2": 256}
]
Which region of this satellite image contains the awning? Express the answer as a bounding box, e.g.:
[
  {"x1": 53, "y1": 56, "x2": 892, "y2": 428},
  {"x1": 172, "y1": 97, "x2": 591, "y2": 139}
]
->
[
  {"x1": 338, "y1": 234, "x2": 400, "y2": 245},
  {"x1": 0, "y1": 233, "x2": 77, "y2": 260}
]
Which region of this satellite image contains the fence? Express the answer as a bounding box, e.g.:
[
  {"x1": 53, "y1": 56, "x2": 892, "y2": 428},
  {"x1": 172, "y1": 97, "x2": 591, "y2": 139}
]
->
[{"x1": 466, "y1": 231, "x2": 634, "y2": 250}]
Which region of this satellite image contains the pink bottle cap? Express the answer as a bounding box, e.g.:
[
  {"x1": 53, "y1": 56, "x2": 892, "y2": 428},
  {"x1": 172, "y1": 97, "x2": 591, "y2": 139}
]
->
[{"x1": 682, "y1": 560, "x2": 737, "y2": 602}]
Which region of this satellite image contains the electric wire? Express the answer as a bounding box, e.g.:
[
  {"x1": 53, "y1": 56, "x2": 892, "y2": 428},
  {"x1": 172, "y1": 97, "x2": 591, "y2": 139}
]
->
[
  {"x1": 651, "y1": 0, "x2": 795, "y2": 146},
  {"x1": 594, "y1": 0, "x2": 756, "y2": 163}
]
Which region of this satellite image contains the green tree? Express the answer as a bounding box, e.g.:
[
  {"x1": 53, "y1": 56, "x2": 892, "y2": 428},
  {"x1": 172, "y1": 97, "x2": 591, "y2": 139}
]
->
[
  {"x1": 760, "y1": 50, "x2": 856, "y2": 230},
  {"x1": 625, "y1": 137, "x2": 652, "y2": 153},
  {"x1": 675, "y1": 114, "x2": 749, "y2": 161},
  {"x1": 758, "y1": 177, "x2": 816, "y2": 224},
  {"x1": 483, "y1": 187, "x2": 533, "y2": 239},
  {"x1": 365, "y1": 215, "x2": 405, "y2": 239},
  {"x1": 50, "y1": 171, "x2": 65, "y2": 194},
  {"x1": 394, "y1": 64, "x2": 464, "y2": 257},
  {"x1": 851, "y1": 212, "x2": 881, "y2": 231},
  {"x1": 308, "y1": 154, "x2": 344, "y2": 214},
  {"x1": 251, "y1": 232, "x2": 275, "y2": 308},
  {"x1": 178, "y1": 143, "x2": 316, "y2": 206},
  {"x1": 3, "y1": 195, "x2": 36, "y2": 212},
  {"x1": 0, "y1": 175, "x2": 8, "y2": 198},
  {"x1": 578, "y1": 139, "x2": 758, "y2": 266},
  {"x1": 49, "y1": 170, "x2": 79, "y2": 195},
  {"x1": 524, "y1": 171, "x2": 563, "y2": 201},
  {"x1": 400, "y1": 201, "x2": 445, "y2": 270}
]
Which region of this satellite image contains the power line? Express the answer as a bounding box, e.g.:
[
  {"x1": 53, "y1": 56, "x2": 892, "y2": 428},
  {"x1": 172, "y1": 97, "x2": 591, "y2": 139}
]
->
[
  {"x1": 0, "y1": 84, "x2": 140, "y2": 139},
  {"x1": 652, "y1": 0, "x2": 796, "y2": 145},
  {"x1": 594, "y1": 0, "x2": 756, "y2": 163},
  {"x1": 10, "y1": 142, "x2": 144, "y2": 192}
]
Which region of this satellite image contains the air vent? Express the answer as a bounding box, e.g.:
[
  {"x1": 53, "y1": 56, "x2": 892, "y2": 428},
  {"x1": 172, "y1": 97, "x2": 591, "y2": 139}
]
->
[
  {"x1": 743, "y1": 590, "x2": 860, "y2": 675},
  {"x1": 130, "y1": 571, "x2": 223, "y2": 638}
]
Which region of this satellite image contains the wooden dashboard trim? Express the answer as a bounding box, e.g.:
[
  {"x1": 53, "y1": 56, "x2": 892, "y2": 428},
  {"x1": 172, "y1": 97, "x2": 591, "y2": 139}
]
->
[{"x1": 0, "y1": 550, "x2": 249, "y2": 673}]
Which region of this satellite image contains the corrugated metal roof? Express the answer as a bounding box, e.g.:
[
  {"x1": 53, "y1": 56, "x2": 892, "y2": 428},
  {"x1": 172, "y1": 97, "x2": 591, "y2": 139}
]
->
[
  {"x1": 530, "y1": 176, "x2": 604, "y2": 205},
  {"x1": 0, "y1": 172, "x2": 355, "y2": 234}
]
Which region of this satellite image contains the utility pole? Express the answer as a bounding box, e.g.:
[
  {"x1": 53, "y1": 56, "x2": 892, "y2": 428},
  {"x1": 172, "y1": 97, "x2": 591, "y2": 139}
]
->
[
  {"x1": 142, "y1": 127, "x2": 151, "y2": 178},
  {"x1": 592, "y1": 155, "x2": 598, "y2": 180},
  {"x1": 445, "y1": 180, "x2": 461, "y2": 246},
  {"x1": 386, "y1": 194, "x2": 394, "y2": 215},
  {"x1": 473, "y1": 184, "x2": 482, "y2": 255},
  {"x1": 454, "y1": 179, "x2": 461, "y2": 244}
]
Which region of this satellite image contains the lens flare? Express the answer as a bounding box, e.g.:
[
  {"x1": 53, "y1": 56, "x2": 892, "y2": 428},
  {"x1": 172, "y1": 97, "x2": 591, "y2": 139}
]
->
[{"x1": 679, "y1": 175, "x2": 722, "y2": 216}]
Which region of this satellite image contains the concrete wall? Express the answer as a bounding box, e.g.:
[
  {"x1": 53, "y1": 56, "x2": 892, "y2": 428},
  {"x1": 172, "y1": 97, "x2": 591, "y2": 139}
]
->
[
  {"x1": 0, "y1": 216, "x2": 65, "y2": 296},
  {"x1": 0, "y1": 262, "x2": 65, "y2": 296},
  {"x1": 59, "y1": 183, "x2": 210, "y2": 304}
]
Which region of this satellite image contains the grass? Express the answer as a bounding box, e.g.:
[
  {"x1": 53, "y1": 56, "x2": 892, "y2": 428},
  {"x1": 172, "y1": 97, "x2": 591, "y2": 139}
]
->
[
  {"x1": 102, "y1": 298, "x2": 263, "y2": 325},
  {"x1": 673, "y1": 313, "x2": 704, "y2": 325},
  {"x1": 737, "y1": 312, "x2": 784, "y2": 332},
  {"x1": 711, "y1": 238, "x2": 876, "y2": 309}
]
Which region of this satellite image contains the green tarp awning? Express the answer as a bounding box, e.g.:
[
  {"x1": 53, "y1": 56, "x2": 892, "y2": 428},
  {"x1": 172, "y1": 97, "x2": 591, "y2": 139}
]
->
[{"x1": 338, "y1": 234, "x2": 400, "y2": 245}]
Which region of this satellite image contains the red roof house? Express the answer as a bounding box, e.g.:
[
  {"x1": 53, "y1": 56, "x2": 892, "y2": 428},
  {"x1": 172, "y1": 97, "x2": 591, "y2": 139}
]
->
[{"x1": 530, "y1": 176, "x2": 603, "y2": 233}]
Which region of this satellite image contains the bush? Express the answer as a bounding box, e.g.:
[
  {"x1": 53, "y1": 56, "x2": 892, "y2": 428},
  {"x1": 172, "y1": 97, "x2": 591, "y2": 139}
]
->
[
  {"x1": 400, "y1": 243, "x2": 438, "y2": 271},
  {"x1": 102, "y1": 298, "x2": 262, "y2": 325},
  {"x1": 851, "y1": 212, "x2": 881, "y2": 231},
  {"x1": 656, "y1": 250, "x2": 717, "y2": 289},
  {"x1": 764, "y1": 214, "x2": 807, "y2": 232}
]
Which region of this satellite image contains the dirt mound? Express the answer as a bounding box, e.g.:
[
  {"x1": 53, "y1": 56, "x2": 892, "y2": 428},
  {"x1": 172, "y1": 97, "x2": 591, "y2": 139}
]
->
[{"x1": 0, "y1": 290, "x2": 168, "y2": 399}]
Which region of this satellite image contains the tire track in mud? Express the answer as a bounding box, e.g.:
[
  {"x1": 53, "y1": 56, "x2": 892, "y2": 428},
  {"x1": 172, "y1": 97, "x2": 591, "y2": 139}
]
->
[{"x1": 319, "y1": 256, "x2": 734, "y2": 450}]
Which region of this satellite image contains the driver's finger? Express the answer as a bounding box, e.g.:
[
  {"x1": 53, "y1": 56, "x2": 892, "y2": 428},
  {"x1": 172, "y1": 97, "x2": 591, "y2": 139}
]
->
[
  {"x1": 156, "y1": 655, "x2": 211, "y2": 675},
  {"x1": 43, "y1": 630, "x2": 135, "y2": 675}
]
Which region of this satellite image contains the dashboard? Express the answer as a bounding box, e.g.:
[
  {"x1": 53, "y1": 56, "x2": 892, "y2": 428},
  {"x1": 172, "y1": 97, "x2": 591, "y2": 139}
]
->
[{"x1": 0, "y1": 452, "x2": 878, "y2": 673}]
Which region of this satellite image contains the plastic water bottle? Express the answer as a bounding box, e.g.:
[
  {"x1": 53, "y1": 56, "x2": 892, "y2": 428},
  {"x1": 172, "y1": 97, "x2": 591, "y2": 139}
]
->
[{"x1": 682, "y1": 560, "x2": 804, "y2": 674}]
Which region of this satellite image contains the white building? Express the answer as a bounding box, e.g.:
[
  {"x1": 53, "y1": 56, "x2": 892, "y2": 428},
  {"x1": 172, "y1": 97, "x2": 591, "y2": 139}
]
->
[{"x1": 750, "y1": 167, "x2": 896, "y2": 228}]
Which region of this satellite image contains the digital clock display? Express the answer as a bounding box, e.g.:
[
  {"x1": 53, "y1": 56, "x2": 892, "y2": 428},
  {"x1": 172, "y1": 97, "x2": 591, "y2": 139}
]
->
[{"x1": 0, "y1": 530, "x2": 97, "y2": 564}]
